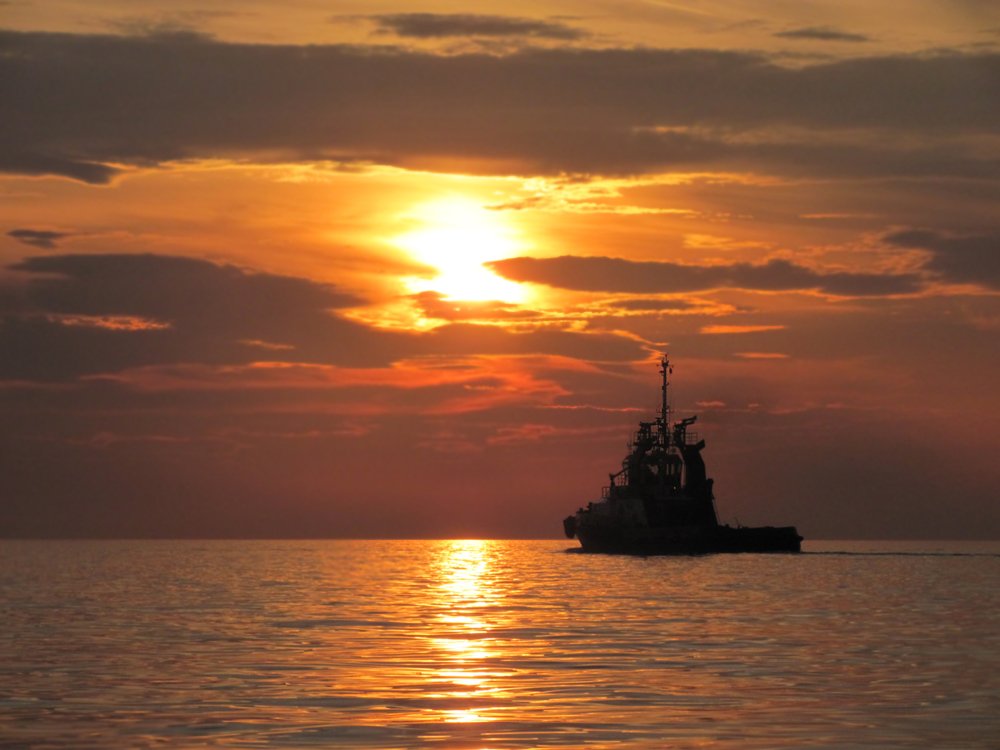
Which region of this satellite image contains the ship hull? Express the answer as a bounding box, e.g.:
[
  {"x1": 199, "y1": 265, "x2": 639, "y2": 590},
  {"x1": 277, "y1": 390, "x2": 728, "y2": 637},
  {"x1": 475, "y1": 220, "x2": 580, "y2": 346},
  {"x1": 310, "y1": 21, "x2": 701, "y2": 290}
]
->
[{"x1": 575, "y1": 523, "x2": 802, "y2": 555}]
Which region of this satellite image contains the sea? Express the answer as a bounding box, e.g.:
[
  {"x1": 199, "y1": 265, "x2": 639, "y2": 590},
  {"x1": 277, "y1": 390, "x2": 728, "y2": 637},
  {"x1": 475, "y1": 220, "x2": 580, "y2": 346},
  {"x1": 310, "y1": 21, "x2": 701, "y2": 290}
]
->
[{"x1": 1, "y1": 539, "x2": 998, "y2": 749}]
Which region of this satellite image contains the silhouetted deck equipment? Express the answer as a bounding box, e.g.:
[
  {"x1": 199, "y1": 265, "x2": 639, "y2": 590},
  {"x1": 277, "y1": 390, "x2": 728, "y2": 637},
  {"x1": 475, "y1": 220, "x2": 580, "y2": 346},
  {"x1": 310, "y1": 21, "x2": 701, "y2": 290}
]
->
[{"x1": 563, "y1": 355, "x2": 802, "y2": 554}]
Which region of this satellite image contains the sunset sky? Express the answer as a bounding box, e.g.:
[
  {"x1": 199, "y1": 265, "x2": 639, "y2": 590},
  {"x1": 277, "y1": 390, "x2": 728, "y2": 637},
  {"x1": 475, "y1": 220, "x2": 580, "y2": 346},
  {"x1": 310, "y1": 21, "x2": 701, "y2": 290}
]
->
[{"x1": 2, "y1": 1, "x2": 997, "y2": 539}]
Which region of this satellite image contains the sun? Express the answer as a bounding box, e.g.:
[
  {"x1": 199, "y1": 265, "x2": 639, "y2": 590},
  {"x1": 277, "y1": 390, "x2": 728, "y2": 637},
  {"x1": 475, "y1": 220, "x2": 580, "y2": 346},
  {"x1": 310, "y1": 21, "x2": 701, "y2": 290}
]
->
[{"x1": 393, "y1": 197, "x2": 529, "y2": 303}]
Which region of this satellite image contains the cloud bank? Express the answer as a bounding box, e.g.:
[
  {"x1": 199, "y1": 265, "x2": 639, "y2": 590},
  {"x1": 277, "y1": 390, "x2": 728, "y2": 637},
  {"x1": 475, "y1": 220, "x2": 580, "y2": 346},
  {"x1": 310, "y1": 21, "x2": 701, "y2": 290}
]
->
[
  {"x1": 1, "y1": 31, "x2": 996, "y2": 181},
  {"x1": 368, "y1": 13, "x2": 586, "y2": 40},
  {"x1": 490, "y1": 255, "x2": 924, "y2": 296}
]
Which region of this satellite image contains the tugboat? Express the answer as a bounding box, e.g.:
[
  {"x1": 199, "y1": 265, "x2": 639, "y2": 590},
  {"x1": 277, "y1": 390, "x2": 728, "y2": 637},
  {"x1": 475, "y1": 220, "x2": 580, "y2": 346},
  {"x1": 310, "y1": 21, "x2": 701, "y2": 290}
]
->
[{"x1": 563, "y1": 355, "x2": 802, "y2": 554}]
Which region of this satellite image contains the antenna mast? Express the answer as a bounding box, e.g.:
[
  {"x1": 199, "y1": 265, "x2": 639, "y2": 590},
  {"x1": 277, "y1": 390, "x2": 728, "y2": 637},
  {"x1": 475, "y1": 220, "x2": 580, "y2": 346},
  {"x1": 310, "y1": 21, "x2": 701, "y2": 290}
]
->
[{"x1": 659, "y1": 353, "x2": 671, "y2": 446}]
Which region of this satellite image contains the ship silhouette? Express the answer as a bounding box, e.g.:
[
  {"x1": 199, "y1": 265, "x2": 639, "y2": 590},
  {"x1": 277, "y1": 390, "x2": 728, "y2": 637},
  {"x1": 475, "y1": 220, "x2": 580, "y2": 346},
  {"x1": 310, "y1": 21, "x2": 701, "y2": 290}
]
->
[{"x1": 563, "y1": 355, "x2": 802, "y2": 554}]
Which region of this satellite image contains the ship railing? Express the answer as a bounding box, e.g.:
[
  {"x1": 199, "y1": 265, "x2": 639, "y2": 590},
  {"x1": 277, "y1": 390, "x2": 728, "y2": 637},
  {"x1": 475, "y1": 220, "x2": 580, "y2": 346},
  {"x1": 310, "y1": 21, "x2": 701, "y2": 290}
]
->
[{"x1": 673, "y1": 430, "x2": 699, "y2": 446}]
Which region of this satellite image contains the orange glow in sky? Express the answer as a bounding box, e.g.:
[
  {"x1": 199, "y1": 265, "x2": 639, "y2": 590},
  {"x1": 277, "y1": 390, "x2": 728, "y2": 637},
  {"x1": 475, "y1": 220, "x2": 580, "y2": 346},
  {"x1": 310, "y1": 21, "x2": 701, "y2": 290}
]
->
[{"x1": 0, "y1": 0, "x2": 997, "y2": 540}]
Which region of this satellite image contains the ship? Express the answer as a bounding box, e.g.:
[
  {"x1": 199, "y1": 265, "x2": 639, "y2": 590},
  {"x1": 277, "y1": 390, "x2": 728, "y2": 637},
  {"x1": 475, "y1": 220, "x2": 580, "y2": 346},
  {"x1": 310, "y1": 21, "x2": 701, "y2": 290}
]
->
[{"x1": 563, "y1": 355, "x2": 802, "y2": 554}]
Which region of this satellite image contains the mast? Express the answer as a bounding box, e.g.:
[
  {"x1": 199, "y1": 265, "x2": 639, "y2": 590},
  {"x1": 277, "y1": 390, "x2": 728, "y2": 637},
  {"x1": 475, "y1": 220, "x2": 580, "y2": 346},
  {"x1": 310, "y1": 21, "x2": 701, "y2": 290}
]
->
[{"x1": 658, "y1": 353, "x2": 671, "y2": 447}]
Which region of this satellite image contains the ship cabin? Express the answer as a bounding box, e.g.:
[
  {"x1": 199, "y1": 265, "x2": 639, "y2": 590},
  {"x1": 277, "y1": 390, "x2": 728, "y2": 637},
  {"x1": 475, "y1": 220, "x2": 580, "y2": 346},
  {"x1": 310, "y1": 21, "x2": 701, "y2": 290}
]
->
[{"x1": 602, "y1": 413, "x2": 718, "y2": 528}]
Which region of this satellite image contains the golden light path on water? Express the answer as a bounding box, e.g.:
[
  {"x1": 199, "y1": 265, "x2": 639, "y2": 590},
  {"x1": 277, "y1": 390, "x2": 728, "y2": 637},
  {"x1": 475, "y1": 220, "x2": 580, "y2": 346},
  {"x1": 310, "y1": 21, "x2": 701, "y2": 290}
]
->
[
  {"x1": 2, "y1": 539, "x2": 999, "y2": 748},
  {"x1": 430, "y1": 540, "x2": 499, "y2": 724}
]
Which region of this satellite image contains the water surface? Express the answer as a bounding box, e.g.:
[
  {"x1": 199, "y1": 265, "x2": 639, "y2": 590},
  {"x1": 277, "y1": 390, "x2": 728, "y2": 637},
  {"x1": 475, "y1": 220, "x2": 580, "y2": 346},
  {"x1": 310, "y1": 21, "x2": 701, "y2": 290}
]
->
[{"x1": 1, "y1": 539, "x2": 998, "y2": 748}]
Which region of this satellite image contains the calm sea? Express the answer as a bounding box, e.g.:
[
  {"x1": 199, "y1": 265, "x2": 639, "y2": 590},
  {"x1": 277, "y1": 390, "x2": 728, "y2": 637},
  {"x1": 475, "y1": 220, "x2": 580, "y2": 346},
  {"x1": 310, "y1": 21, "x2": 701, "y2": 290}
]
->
[{"x1": 1, "y1": 539, "x2": 998, "y2": 749}]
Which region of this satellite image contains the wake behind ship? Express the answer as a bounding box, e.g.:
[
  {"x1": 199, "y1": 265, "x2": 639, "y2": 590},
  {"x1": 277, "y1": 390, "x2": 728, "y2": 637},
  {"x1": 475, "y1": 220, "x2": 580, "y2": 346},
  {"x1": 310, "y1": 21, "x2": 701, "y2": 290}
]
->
[{"x1": 563, "y1": 355, "x2": 802, "y2": 554}]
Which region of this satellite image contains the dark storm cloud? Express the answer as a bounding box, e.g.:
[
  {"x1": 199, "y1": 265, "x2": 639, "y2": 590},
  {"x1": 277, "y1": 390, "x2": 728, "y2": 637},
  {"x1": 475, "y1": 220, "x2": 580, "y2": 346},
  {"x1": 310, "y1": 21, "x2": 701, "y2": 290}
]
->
[
  {"x1": 883, "y1": 229, "x2": 1000, "y2": 287},
  {"x1": 489, "y1": 256, "x2": 923, "y2": 296},
  {"x1": 774, "y1": 27, "x2": 871, "y2": 43},
  {"x1": 7, "y1": 229, "x2": 71, "y2": 249},
  {"x1": 368, "y1": 13, "x2": 586, "y2": 40},
  {"x1": 1, "y1": 31, "x2": 996, "y2": 181},
  {"x1": 0, "y1": 253, "x2": 644, "y2": 381}
]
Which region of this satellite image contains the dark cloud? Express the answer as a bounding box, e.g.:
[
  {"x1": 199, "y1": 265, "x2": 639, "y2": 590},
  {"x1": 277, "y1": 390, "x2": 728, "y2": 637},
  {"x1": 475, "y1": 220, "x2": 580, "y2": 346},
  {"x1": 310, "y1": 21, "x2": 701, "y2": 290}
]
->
[
  {"x1": 0, "y1": 253, "x2": 376, "y2": 379},
  {"x1": 0, "y1": 253, "x2": 644, "y2": 381},
  {"x1": 0, "y1": 152, "x2": 121, "y2": 184},
  {"x1": 368, "y1": 13, "x2": 586, "y2": 40},
  {"x1": 604, "y1": 298, "x2": 700, "y2": 311},
  {"x1": 883, "y1": 228, "x2": 1000, "y2": 287},
  {"x1": 7, "y1": 228, "x2": 71, "y2": 249},
  {"x1": 1, "y1": 31, "x2": 996, "y2": 181},
  {"x1": 8, "y1": 253, "x2": 363, "y2": 321},
  {"x1": 490, "y1": 255, "x2": 923, "y2": 296},
  {"x1": 774, "y1": 27, "x2": 871, "y2": 43}
]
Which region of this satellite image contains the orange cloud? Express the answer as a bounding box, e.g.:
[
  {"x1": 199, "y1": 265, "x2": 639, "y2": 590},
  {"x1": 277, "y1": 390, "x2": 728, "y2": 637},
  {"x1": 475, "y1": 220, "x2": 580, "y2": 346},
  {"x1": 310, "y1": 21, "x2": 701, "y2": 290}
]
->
[
  {"x1": 49, "y1": 314, "x2": 172, "y2": 331},
  {"x1": 700, "y1": 324, "x2": 786, "y2": 335}
]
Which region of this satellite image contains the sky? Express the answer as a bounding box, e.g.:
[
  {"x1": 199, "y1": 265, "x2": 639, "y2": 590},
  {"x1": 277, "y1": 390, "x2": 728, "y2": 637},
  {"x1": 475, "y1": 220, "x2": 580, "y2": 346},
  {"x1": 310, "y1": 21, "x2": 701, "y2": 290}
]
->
[{"x1": 1, "y1": 1, "x2": 998, "y2": 539}]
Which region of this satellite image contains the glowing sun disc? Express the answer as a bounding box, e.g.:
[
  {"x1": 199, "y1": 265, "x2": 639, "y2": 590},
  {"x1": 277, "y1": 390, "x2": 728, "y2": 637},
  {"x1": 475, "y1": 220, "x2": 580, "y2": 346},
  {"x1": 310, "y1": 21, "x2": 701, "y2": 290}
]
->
[{"x1": 394, "y1": 197, "x2": 529, "y2": 303}]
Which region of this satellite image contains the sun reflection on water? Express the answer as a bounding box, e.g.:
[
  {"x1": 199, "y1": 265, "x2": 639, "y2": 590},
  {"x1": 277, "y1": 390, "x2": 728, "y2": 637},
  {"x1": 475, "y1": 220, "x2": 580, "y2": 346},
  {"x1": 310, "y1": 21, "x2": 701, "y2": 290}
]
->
[{"x1": 429, "y1": 540, "x2": 503, "y2": 724}]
